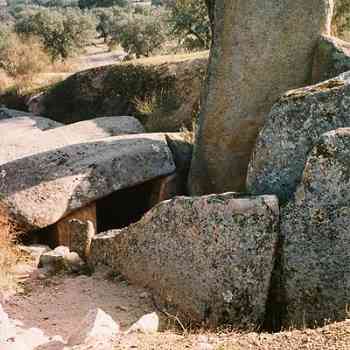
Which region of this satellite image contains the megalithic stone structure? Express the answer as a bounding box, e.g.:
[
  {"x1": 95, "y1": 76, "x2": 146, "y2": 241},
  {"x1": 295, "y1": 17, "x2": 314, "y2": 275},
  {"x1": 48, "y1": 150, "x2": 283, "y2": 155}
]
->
[{"x1": 189, "y1": 0, "x2": 334, "y2": 195}]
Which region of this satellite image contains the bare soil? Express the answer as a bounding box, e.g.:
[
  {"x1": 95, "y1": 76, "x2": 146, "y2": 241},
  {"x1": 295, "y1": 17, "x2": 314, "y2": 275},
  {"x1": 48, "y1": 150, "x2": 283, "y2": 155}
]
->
[{"x1": 3, "y1": 269, "x2": 350, "y2": 350}]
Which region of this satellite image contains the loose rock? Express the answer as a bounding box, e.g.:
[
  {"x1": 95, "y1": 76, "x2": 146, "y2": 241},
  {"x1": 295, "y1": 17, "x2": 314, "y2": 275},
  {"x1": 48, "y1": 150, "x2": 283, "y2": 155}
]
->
[
  {"x1": 67, "y1": 308, "x2": 120, "y2": 346},
  {"x1": 126, "y1": 312, "x2": 159, "y2": 334}
]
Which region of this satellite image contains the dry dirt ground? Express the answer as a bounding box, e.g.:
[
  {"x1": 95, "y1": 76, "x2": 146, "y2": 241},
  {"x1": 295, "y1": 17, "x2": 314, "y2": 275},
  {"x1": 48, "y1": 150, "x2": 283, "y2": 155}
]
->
[{"x1": 3, "y1": 269, "x2": 350, "y2": 350}]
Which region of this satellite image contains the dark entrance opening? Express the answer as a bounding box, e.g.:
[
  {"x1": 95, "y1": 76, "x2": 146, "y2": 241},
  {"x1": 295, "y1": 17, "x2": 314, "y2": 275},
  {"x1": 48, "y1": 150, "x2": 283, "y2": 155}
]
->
[{"x1": 96, "y1": 180, "x2": 156, "y2": 232}]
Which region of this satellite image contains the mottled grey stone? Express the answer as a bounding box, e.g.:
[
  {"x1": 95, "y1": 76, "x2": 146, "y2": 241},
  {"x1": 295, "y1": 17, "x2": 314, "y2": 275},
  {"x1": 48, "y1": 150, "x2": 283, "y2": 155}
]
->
[
  {"x1": 0, "y1": 116, "x2": 144, "y2": 166},
  {"x1": 247, "y1": 72, "x2": 350, "y2": 203},
  {"x1": 312, "y1": 35, "x2": 350, "y2": 83},
  {"x1": 90, "y1": 193, "x2": 279, "y2": 328},
  {"x1": 165, "y1": 132, "x2": 193, "y2": 194},
  {"x1": 53, "y1": 116, "x2": 145, "y2": 138},
  {"x1": 0, "y1": 109, "x2": 61, "y2": 133},
  {"x1": 0, "y1": 133, "x2": 175, "y2": 232},
  {"x1": 189, "y1": 0, "x2": 333, "y2": 195},
  {"x1": 281, "y1": 128, "x2": 350, "y2": 327},
  {"x1": 69, "y1": 219, "x2": 96, "y2": 260}
]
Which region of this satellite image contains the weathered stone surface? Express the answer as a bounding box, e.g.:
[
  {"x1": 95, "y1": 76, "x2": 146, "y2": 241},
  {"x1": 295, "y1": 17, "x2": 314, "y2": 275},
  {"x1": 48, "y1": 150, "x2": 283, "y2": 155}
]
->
[
  {"x1": 312, "y1": 35, "x2": 350, "y2": 83},
  {"x1": 52, "y1": 204, "x2": 97, "y2": 248},
  {"x1": 39, "y1": 249, "x2": 67, "y2": 273},
  {"x1": 189, "y1": 0, "x2": 333, "y2": 195},
  {"x1": 0, "y1": 107, "x2": 54, "y2": 122},
  {"x1": 126, "y1": 312, "x2": 159, "y2": 334},
  {"x1": 281, "y1": 128, "x2": 350, "y2": 327},
  {"x1": 41, "y1": 53, "x2": 208, "y2": 132},
  {"x1": 165, "y1": 132, "x2": 193, "y2": 194},
  {"x1": 0, "y1": 114, "x2": 61, "y2": 141},
  {"x1": 0, "y1": 133, "x2": 175, "y2": 231},
  {"x1": 0, "y1": 116, "x2": 145, "y2": 166},
  {"x1": 247, "y1": 72, "x2": 350, "y2": 203},
  {"x1": 52, "y1": 116, "x2": 145, "y2": 138},
  {"x1": 148, "y1": 174, "x2": 178, "y2": 208},
  {"x1": 39, "y1": 246, "x2": 85, "y2": 273},
  {"x1": 69, "y1": 219, "x2": 96, "y2": 260},
  {"x1": 67, "y1": 308, "x2": 120, "y2": 346},
  {"x1": 90, "y1": 193, "x2": 279, "y2": 327}
]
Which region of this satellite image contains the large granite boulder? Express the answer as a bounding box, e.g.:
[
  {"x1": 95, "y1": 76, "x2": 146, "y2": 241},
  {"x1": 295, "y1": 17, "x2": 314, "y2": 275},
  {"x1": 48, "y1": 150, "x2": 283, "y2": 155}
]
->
[
  {"x1": 0, "y1": 108, "x2": 62, "y2": 130},
  {"x1": 0, "y1": 116, "x2": 145, "y2": 165},
  {"x1": 247, "y1": 72, "x2": 350, "y2": 203},
  {"x1": 0, "y1": 133, "x2": 175, "y2": 232},
  {"x1": 281, "y1": 128, "x2": 350, "y2": 327},
  {"x1": 90, "y1": 193, "x2": 279, "y2": 327},
  {"x1": 53, "y1": 116, "x2": 145, "y2": 138},
  {"x1": 312, "y1": 35, "x2": 350, "y2": 83},
  {"x1": 0, "y1": 107, "x2": 53, "y2": 121},
  {"x1": 189, "y1": 0, "x2": 333, "y2": 195}
]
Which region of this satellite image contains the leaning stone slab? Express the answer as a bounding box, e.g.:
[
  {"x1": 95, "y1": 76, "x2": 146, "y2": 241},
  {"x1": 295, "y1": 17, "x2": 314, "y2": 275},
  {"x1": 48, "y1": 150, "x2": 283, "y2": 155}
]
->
[
  {"x1": 247, "y1": 72, "x2": 350, "y2": 203},
  {"x1": 0, "y1": 133, "x2": 175, "y2": 232},
  {"x1": 281, "y1": 128, "x2": 350, "y2": 327},
  {"x1": 312, "y1": 35, "x2": 350, "y2": 83},
  {"x1": 90, "y1": 193, "x2": 279, "y2": 327},
  {"x1": 189, "y1": 0, "x2": 333, "y2": 195}
]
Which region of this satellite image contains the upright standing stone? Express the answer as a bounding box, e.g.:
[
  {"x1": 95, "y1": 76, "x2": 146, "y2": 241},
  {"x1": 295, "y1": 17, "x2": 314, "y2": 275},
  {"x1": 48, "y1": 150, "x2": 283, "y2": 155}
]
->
[
  {"x1": 282, "y1": 128, "x2": 350, "y2": 327},
  {"x1": 189, "y1": 0, "x2": 333, "y2": 195}
]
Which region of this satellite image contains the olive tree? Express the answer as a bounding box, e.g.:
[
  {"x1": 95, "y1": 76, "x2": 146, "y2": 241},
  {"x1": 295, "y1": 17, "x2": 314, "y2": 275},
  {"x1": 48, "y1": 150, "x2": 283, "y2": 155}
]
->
[
  {"x1": 110, "y1": 13, "x2": 166, "y2": 57},
  {"x1": 167, "y1": 0, "x2": 211, "y2": 50},
  {"x1": 15, "y1": 7, "x2": 96, "y2": 60}
]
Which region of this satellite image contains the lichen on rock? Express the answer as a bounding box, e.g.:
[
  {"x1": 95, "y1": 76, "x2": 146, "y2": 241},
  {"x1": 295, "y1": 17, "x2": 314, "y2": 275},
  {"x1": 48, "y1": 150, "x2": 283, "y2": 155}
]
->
[{"x1": 247, "y1": 72, "x2": 350, "y2": 203}]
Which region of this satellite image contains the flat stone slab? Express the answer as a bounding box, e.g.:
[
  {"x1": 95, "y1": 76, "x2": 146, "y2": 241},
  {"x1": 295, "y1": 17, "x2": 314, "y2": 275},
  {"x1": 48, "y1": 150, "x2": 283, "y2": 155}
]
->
[
  {"x1": 281, "y1": 128, "x2": 350, "y2": 327},
  {"x1": 247, "y1": 72, "x2": 350, "y2": 202},
  {"x1": 0, "y1": 133, "x2": 175, "y2": 231},
  {"x1": 90, "y1": 193, "x2": 279, "y2": 328},
  {"x1": 0, "y1": 116, "x2": 145, "y2": 166}
]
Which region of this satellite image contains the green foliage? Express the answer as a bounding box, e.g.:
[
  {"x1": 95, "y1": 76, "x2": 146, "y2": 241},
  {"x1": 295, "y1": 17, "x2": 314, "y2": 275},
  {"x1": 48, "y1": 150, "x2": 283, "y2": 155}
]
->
[
  {"x1": 14, "y1": 7, "x2": 97, "y2": 60},
  {"x1": 167, "y1": 0, "x2": 211, "y2": 50},
  {"x1": 78, "y1": 0, "x2": 127, "y2": 9},
  {"x1": 93, "y1": 6, "x2": 124, "y2": 42},
  {"x1": 0, "y1": 24, "x2": 11, "y2": 52},
  {"x1": 110, "y1": 13, "x2": 166, "y2": 57}
]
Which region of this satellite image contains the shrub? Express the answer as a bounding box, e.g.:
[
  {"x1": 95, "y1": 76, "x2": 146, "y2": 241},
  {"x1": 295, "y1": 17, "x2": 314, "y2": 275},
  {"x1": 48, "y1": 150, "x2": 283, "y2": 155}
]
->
[
  {"x1": 0, "y1": 33, "x2": 51, "y2": 77},
  {"x1": 167, "y1": 0, "x2": 211, "y2": 50},
  {"x1": 94, "y1": 6, "x2": 125, "y2": 43},
  {"x1": 78, "y1": 0, "x2": 128, "y2": 9},
  {"x1": 15, "y1": 7, "x2": 97, "y2": 60},
  {"x1": 110, "y1": 13, "x2": 166, "y2": 57}
]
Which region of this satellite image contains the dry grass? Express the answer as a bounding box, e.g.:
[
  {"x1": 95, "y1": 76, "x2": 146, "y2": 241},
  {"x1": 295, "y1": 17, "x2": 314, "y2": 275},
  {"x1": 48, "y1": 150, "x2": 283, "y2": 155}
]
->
[
  {"x1": 112, "y1": 320, "x2": 350, "y2": 350},
  {"x1": 0, "y1": 207, "x2": 22, "y2": 298},
  {"x1": 0, "y1": 69, "x2": 14, "y2": 95}
]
